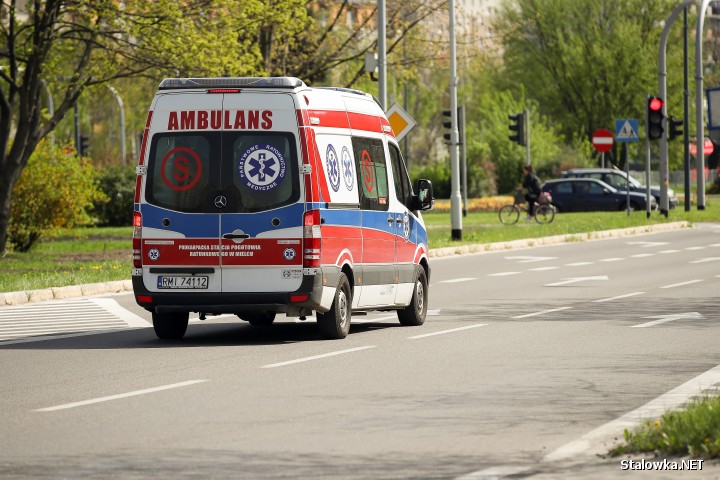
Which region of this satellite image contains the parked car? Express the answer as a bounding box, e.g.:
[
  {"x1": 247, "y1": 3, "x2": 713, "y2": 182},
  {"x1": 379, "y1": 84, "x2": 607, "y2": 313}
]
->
[
  {"x1": 541, "y1": 178, "x2": 658, "y2": 212},
  {"x1": 560, "y1": 168, "x2": 678, "y2": 209}
]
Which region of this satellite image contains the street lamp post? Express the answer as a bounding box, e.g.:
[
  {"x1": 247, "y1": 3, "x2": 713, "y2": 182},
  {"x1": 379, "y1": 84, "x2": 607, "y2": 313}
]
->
[{"x1": 107, "y1": 84, "x2": 127, "y2": 165}]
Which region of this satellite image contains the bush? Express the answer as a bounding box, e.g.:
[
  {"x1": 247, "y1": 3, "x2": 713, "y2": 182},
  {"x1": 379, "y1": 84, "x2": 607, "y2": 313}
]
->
[
  {"x1": 9, "y1": 141, "x2": 106, "y2": 252},
  {"x1": 93, "y1": 164, "x2": 136, "y2": 226}
]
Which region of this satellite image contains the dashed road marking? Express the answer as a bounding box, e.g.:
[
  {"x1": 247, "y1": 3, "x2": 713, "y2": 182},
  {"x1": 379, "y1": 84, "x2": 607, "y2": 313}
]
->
[
  {"x1": 261, "y1": 346, "x2": 376, "y2": 368},
  {"x1": 599, "y1": 257, "x2": 623, "y2": 262},
  {"x1": 592, "y1": 291, "x2": 645, "y2": 303},
  {"x1": 35, "y1": 380, "x2": 208, "y2": 412},
  {"x1": 659, "y1": 279, "x2": 703, "y2": 289},
  {"x1": 689, "y1": 257, "x2": 720, "y2": 264},
  {"x1": 408, "y1": 323, "x2": 487, "y2": 339},
  {"x1": 487, "y1": 272, "x2": 521, "y2": 277},
  {"x1": 440, "y1": 277, "x2": 477, "y2": 284},
  {"x1": 512, "y1": 306, "x2": 573, "y2": 319}
]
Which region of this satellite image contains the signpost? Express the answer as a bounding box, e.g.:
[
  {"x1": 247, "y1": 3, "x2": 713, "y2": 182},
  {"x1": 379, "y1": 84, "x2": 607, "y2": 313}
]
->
[
  {"x1": 592, "y1": 128, "x2": 614, "y2": 168},
  {"x1": 615, "y1": 119, "x2": 640, "y2": 216}
]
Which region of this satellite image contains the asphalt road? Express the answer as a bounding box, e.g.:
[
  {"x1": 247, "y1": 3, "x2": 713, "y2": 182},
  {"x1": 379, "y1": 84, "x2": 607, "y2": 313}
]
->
[{"x1": 1, "y1": 224, "x2": 720, "y2": 479}]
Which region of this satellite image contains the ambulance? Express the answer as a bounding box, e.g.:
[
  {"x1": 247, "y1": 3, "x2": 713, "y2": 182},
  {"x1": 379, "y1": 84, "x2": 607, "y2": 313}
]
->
[{"x1": 132, "y1": 77, "x2": 433, "y2": 340}]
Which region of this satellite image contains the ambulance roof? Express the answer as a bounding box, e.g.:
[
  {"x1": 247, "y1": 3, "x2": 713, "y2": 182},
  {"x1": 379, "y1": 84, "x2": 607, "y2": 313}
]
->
[{"x1": 158, "y1": 77, "x2": 306, "y2": 90}]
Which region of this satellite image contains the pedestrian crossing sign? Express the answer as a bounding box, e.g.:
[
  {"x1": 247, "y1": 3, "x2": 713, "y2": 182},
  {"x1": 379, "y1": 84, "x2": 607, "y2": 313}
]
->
[{"x1": 615, "y1": 119, "x2": 639, "y2": 143}]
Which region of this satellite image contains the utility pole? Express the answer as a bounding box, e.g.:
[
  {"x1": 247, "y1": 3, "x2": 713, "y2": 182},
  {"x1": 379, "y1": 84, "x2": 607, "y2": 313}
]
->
[
  {"x1": 448, "y1": 0, "x2": 462, "y2": 240},
  {"x1": 378, "y1": 0, "x2": 387, "y2": 111}
]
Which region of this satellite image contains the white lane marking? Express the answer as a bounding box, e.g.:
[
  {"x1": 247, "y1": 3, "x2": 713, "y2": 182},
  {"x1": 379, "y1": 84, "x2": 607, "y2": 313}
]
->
[
  {"x1": 592, "y1": 292, "x2": 646, "y2": 303},
  {"x1": 512, "y1": 307, "x2": 573, "y2": 319},
  {"x1": 565, "y1": 262, "x2": 593, "y2": 266},
  {"x1": 626, "y1": 241, "x2": 668, "y2": 247},
  {"x1": 631, "y1": 312, "x2": 704, "y2": 328},
  {"x1": 440, "y1": 277, "x2": 477, "y2": 284},
  {"x1": 528, "y1": 266, "x2": 558, "y2": 271},
  {"x1": 685, "y1": 246, "x2": 705, "y2": 250},
  {"x1": 543, "y1": 364, "x2": 720, "y2": 462},
  {"x1": 89, "y1": 298, "x2": 150, "y2": 327},
  {"x1": 599, "y1": 257, "x2": 623, "y2": 262},
  {"x1": 630, "y1": 253, "x2": 654, "y2": 258},
  {"x1": 261, "y1": 346, "x2": 375, "y2": 368},
  {"x1": 545, "y1": 276, "x2": 608, "y2": 287},
  {"x1": 710, "y1": 243, "x2": 720, "y2": 247},
  {"x1": 659, "y1": 279, "x2": 703, "y2": 289},
  {"x1": 408, "y1": 324, "x2": 487, "y2": 339},
  {"x1": 427, "y1": 309, "x2": 442, "y2": 316},
  {"x1": 456, "y1": 465, "x2": 531, "y2": 480},
  {"x1": 352, "y1": 315, "x2": 397, "y2": 325},
  {"x1": 504, "y1": 255, "x2": 557, "y2": 263},
  {"x1": 487, "y1": 272, "x2": 521, "y2": 277},
  {"x1": 35, "y1": 380, "x2": 208, "y2": 412},
  {"x1": 659, "y1": 249, "x2": 680, "y2": 254},
  {"x1": 689, "y1": 257, "x2": 720, "y2": 264}
]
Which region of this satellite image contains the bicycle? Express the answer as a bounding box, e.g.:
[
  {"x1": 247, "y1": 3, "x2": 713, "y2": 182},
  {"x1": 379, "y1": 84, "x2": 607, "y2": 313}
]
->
[{"x1": 498, "y1": 190, "x2": 556, "y2": 225}]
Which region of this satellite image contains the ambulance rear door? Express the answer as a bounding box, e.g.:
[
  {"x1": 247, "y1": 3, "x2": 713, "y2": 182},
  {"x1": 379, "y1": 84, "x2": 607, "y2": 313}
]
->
[
  {"x1": 218, "y1": 92, "x2": 304, "y2": 293},
  {"x1": 141, "y1": 92, "x2": 223, "y2": 293}
]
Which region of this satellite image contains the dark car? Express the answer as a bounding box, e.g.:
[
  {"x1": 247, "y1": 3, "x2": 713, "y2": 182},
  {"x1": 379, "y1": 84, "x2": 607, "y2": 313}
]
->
[
  {"x1": 542, "y1": 178, "x2": 658, "y2": 212},
  {"x1": 561, "y1": 168, "x2": 678, "y2": 209}
]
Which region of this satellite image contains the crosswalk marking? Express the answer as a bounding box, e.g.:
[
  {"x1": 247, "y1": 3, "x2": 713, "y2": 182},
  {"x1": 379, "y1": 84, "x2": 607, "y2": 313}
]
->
[{"x1": 0, "y1": 299, "x2": 149, "y2": 344}]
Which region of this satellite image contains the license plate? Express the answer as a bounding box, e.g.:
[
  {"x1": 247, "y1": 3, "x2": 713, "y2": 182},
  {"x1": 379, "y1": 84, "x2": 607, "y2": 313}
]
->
[{"x1": 157, "y1": 276, "x2": 208, "y2": 289}]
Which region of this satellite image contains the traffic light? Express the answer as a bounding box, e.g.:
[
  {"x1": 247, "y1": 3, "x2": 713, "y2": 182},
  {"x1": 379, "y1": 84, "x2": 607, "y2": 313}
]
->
[
  {"x1": 442, "y1": 109, "x2": 452, "y2": 144},
  {"x1": 508, "y1": 112, "x2": 526, "y2": 146},
  {"x1": 79, "y1": 135, "x2": 90, "y2": 156},
  {"x1": 668, "y1": 115, "x2": 683, "y2": 141},
  {"x1": 647, "y1": 96, "x2": 665, "y2": 140}
]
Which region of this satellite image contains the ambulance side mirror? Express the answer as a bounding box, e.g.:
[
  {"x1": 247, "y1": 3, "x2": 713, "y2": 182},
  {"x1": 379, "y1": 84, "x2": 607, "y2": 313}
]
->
[{"x1": 413, "y1": 179, "x2": 434, "y2": 211}]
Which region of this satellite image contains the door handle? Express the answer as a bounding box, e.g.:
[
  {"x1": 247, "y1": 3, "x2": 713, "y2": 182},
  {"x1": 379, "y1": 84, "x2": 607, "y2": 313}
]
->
[
  {"x1": 395, "y1": 217, "x2": 404, "y2": 224},
  {"x1": 223, "y1": 233, "x2": 250, "y2": 239},
  {"x1": 387, "y1": 216, "x2": 394, "y2": 225}
]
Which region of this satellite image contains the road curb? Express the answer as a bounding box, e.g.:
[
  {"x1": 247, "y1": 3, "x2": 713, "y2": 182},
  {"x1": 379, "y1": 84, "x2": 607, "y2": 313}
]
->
[{"x1": 0, "y1": 222, "x2": 691, "y2": 306}]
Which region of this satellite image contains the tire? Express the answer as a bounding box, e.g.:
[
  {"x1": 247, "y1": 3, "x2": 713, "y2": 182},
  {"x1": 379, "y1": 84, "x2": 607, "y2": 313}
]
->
[
  {"x1": 534, "y1": 204, "x2": 555, "y2": 224},
  {"x1": 498, "y1": 204, "x2": 520, "y2": 224},
  {"x1": 317, "y1": 272, "x2": 351, "y2": 339},
  {"x1": 152, "y1": 312, "x2": 189, "y2": 340},
  {"x1": 240, "y1": 312, "x2": 276, "y2": 326},
  {"x1": 398, "y1": 267, "x2": 428, "y2": 326}
]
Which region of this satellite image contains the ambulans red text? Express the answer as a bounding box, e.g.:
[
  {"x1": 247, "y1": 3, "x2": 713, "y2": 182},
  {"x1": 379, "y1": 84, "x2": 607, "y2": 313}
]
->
[{"x1": 167, "y1": 110, "x2": 273, "y2": 130}]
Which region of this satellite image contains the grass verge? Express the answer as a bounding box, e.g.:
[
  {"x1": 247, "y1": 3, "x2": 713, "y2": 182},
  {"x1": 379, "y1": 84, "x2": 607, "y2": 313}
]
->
[
  {"x1": 610, "y1": 396, "x2": 720, "y2": 459},
  {"x1": 0, "y1": 226, "x2": 132, "y2": 292}
]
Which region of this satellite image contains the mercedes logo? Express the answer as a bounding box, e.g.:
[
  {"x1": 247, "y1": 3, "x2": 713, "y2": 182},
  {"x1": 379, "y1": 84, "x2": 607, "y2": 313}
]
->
[{"x1": 214, "y1": 195, "x2": 228, "y2": 209}]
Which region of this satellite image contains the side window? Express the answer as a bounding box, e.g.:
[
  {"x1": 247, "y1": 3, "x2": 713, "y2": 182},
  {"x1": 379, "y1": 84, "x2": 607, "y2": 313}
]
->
[
  {"x1": 388, "y1": 143, "x2": 412, "y2": 208},
  {"x1": 352, "y1": 137, "x2": 389, "y2": 211},
  {"x1": 146, "y1": 133, "x2": 214, "y2": 212},
  {"x1": 556, "y1": 182, "x2": 572, "y2": 194}
]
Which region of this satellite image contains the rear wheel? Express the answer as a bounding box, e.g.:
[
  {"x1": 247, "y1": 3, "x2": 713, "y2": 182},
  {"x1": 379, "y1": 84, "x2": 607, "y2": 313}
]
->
[
  {"x1": 534, "y1": 204, "x2": 555, "y2": 224},
  {"x1": 398, "y1": 267, "x2": 428, "y2": 326},
  {"x1": 498, "y1": 204, "x2": 520, "y2": 224},
  {"x1": 152, "y1": 312, "x2": 189, "y2": 340},
  {"x1": 240, "y1": 312, "x2": 276, "y2": 326},
  {"x1": 317, "y1": 273, "x2": 351, "y2": 339}
]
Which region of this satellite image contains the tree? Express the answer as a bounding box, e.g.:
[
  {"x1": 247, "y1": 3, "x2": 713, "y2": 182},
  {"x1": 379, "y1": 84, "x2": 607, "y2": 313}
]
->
[
  {"x1": 495, "y1": 0, "x2": 684, "y2": 145},
  {"x1": 0, "y1": 0, "x2": 307, "y2": 253}
]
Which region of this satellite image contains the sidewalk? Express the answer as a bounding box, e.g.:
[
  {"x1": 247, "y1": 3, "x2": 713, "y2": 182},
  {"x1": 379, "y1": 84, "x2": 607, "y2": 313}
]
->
[{"x1": 0, "y1": 221, "x2": 691, "y2": 307}]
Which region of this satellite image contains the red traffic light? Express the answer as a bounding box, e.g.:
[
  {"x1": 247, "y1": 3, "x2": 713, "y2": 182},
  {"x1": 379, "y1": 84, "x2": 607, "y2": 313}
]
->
[{"x1": 649, "y1": 97, "x2": 664, "y2": 112}]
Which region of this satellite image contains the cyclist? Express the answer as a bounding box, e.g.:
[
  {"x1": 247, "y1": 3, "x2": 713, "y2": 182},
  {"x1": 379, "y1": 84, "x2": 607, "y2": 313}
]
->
[{"x1": 522, "y1": 164, "x2": 542, "y2": 221}]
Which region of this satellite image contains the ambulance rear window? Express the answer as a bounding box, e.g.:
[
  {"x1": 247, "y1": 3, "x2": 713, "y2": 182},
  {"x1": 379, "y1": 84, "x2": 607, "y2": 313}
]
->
[{"x1": 145, "y1": 131, "x2": 299, "y2": 213}]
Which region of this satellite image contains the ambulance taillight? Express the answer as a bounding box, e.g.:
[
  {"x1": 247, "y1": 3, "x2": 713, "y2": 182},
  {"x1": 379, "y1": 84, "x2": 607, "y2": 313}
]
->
[
  {"x1": 132, "y1": 211, "x2": 142, "y2": 268},
  {"x1": 303, "y1": 210, "x2": 321, "y2": 268}
]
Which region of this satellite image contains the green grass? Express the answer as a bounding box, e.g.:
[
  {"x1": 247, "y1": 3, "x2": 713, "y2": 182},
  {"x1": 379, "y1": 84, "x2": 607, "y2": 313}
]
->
[
  {"x1": 610, "y1": 396, "x2": 720, "y2": 459},
  {"x1": 0, "y1": 226, "x2": 132, "y2": 292},
  {"x1": 425, "y1": 198, "x2": 720, "y2": 249}
]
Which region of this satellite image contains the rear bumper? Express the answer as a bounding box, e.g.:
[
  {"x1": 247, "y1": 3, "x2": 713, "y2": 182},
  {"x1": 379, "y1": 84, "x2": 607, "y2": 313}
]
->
[{"x1": 132, "y1": 271, "x2": 326, "y2": 315}]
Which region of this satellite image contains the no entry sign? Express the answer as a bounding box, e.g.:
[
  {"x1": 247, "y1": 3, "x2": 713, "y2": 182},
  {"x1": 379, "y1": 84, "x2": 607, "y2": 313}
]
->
[{"x1": 592, "y1": 129, "x2": 614, "y2": 152}]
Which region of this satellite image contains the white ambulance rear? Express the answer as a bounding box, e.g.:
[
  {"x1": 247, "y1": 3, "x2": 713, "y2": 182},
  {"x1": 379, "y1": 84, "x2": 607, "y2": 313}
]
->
[{"x1": 132, "y1": 77, "x2": 433, "y2": 340}]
